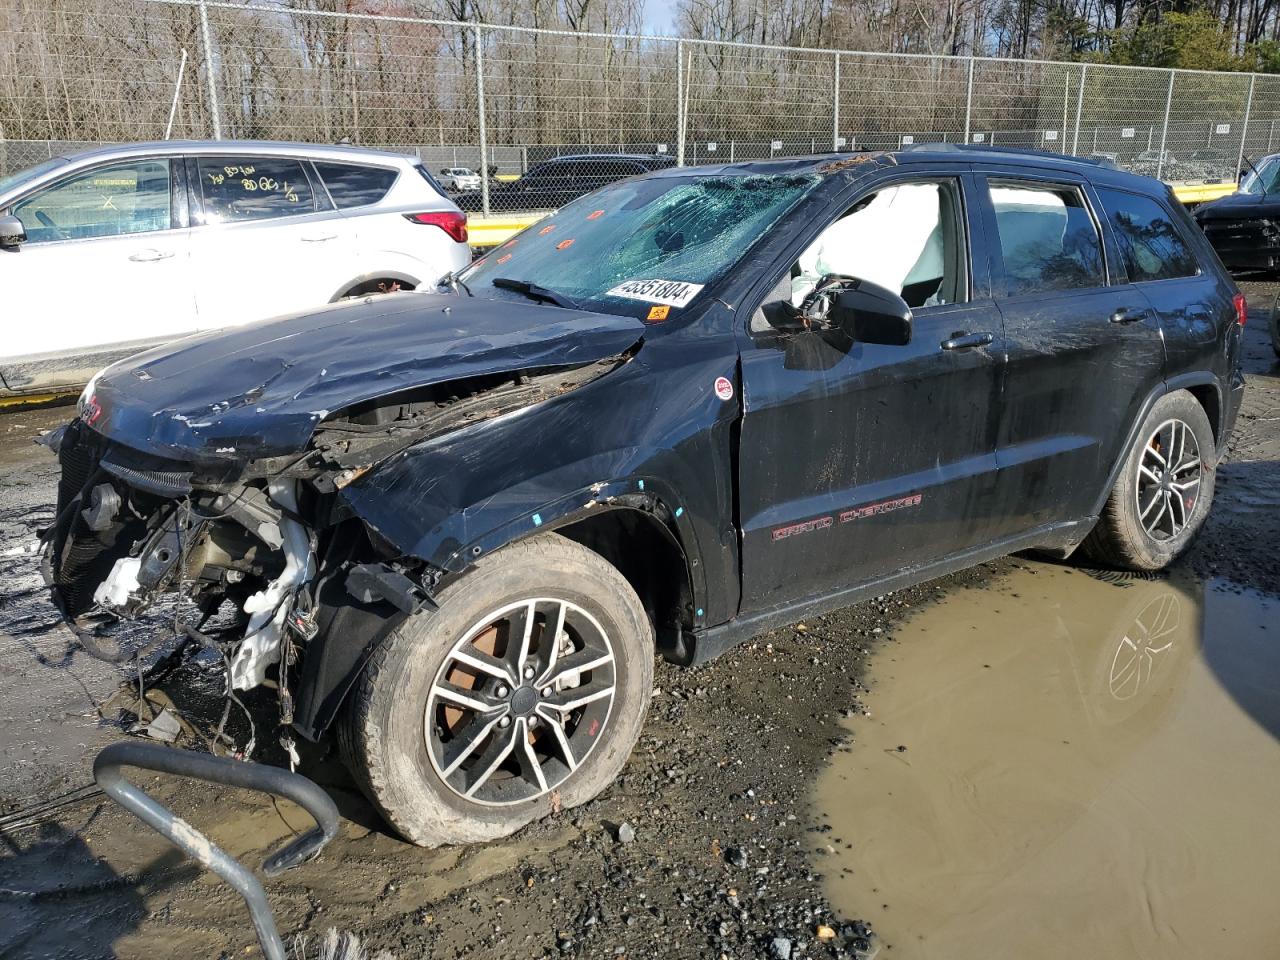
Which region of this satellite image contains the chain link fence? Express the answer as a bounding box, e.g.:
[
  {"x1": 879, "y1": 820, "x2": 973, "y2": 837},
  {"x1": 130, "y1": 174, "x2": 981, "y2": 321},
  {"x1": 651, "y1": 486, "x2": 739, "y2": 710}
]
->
[{"x1": 2, "y1": 0, "x2": 1278, "y2": 214}]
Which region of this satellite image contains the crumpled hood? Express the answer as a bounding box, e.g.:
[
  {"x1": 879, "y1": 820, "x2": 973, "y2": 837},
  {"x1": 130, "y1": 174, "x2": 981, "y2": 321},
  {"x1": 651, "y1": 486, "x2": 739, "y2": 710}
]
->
[
  {"x1": 86, "y1": 293, "x2": 643, "y2": 461},
  {"x1": 1194, "y1": 191, "x2": 1280, "y2": 220}
]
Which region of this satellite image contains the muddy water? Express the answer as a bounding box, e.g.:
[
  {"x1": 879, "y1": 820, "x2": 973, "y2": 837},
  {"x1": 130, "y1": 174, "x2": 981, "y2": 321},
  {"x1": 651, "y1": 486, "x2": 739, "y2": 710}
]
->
[{"x1": 814, "y1": 562, "x2": 1280, "y2": 959}]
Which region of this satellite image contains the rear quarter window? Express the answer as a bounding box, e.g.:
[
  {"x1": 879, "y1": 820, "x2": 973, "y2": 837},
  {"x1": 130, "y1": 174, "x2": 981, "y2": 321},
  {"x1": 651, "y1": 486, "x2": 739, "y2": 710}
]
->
[
  {"x1": 1096, "y1": 187, "x2": 1199, "y2": 282},
  {"x1": 315, "y1": 162, "x2": 399, "y2": 209}
]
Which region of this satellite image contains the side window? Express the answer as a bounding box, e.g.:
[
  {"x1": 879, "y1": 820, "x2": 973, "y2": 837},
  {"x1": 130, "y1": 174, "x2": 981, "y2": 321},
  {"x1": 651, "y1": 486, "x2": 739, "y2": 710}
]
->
[
  {"x1": 989, "y1": 181, "x2": 1104, "y2": 296},
  {"x1": 751, "y1": 180, "x2": 965, "y2": 334},
  {"x1": 314, "y1": 162, "x2": 398, "y2": 209},
  {"x1": 14, "y1": 159, "x2": 170, "y2": 243},
  {"x1": 195, "y1": 156, "x2": 316, "y2": 225},
  {"x1": 798, "y1": 181, "x2": 964, "y2": 308},
  {"x1": 597, "y1": 160, "x2": 646, "y2": 181},
  {"x1": 1096, "y1": 187, "x2": 1198, "y2": 282},
  {"x1": 523, "y1": 162, "x2": 564, "y2": 185}
]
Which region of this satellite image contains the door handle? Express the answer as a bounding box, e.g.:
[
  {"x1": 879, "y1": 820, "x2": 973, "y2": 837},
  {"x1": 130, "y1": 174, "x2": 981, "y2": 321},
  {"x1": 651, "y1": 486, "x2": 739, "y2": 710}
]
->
[
  {"x1": 301, "y1": 233, "x2": 337, "y2": 242},
  {"x1": 128, "y1": 249, "x2": 174, "y2": 262},
  {"x1": 940, "y1": 331, "x2": 994, "y2": 350},
  {"x1": 1110, "y1": 307, "x2": 1150, "y2": 324}
]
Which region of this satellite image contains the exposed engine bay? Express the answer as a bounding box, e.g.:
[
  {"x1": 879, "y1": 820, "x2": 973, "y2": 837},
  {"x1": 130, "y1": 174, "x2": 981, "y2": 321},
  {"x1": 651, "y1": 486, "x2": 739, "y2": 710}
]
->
[{"x1": 42, "y1": 358, "x2": 625, "y2": 747}]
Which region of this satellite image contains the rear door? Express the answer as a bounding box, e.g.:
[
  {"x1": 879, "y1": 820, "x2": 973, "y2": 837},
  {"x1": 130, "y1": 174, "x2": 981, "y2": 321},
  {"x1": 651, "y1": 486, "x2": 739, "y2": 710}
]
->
[
  {"x1": 187, "y1": 153, "x2": 355, "y2": 330},
  {"x1": 1094, "y1": 185, "x2": 1236, "y2": 395},
  {"x1": 977, "y1": 169, "x2": 1166, "y2": 533},
  {"x1": 736, "y1": 171, "x2": 1007, "y2": 612}
]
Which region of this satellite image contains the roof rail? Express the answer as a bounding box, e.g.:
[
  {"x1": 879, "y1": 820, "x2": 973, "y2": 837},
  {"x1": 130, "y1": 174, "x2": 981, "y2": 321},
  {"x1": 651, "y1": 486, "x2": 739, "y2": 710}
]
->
[{"x1": 900, "y1": 142, "x2": 1116, "y2": 169}]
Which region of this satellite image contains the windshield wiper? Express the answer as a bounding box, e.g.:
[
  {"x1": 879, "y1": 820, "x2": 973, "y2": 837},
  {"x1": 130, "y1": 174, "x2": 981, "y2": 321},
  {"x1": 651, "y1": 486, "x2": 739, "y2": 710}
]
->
[{"x1": 491, "y1": 277, "x2": 579, "y2": 309}]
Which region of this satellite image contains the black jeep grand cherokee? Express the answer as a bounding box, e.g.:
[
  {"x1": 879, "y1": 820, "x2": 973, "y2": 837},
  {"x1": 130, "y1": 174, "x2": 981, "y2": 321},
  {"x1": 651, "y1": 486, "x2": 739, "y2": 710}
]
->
[{"x1": 46, "y1": 146, "x2": 1245, "y2": 847}]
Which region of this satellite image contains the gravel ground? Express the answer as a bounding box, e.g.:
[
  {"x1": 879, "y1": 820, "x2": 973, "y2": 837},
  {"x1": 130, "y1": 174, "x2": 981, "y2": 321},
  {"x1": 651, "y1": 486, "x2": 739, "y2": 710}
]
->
[{"x1": 1, "y1": 283, "x2": 1277, "y2": 960}]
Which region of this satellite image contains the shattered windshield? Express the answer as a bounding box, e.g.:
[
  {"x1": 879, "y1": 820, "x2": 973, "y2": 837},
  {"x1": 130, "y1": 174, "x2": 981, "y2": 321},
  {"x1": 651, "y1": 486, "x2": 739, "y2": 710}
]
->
[{"x1": 460, "y1": 173, "x2": 819, "y2": 319}]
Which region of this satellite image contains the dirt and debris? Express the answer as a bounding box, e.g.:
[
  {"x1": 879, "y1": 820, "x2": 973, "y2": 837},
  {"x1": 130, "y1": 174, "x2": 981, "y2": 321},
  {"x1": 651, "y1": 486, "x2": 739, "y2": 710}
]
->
[{"x1": 0, "y1": 283, "x2": 1277, "y2": 959}]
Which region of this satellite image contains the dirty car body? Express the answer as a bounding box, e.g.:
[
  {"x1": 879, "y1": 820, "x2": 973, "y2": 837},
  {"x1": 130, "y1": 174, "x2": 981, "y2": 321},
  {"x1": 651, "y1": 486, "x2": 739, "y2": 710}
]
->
[{"x1": 46, "y1": 146, "x2": 1245, "y2": 845}]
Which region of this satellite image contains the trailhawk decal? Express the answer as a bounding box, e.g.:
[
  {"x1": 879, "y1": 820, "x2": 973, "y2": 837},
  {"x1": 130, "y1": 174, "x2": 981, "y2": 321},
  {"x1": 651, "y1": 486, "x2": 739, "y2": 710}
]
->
[
  {"x1": 770, "y1": 493, "x2": 924, "y2": 542},
  {"x1": 607, "y1": 278, "x2": 705, "y2": 308}
]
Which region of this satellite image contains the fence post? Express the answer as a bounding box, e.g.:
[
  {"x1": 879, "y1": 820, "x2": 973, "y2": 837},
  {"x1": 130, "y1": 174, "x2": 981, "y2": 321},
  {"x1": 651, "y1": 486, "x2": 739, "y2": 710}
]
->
[
  {"x1": 676, "y1": 40, "x2": 685, "y2": 166},
  {"x1": 963, "y1": 57, "x2": 974, "y2": 145},
  {"x1": 1156, "y1": 69, "x2": 1175, "y2": 181},
  {"x1": 196, "y1": 0, "x2": 222, "y2": 139},
  {"x1": 832, "y1": 52, "x2": 841, "y2": 151},
  {"x1": 1071, "y1": 62, "x2": 1087, "y2": 156},
  {"x1": 473, "y1": 23, "x2": 489, "y2": 216},
  {"x1": 1237, "y1": 73, "x2": 1256, "y2": 181}
]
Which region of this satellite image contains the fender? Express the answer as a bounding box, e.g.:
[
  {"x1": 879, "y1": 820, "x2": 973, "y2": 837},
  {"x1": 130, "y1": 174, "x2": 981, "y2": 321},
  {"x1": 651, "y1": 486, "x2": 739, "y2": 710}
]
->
[{"x1": 338, "y1": 335, "x2": 741, "y2": 626}]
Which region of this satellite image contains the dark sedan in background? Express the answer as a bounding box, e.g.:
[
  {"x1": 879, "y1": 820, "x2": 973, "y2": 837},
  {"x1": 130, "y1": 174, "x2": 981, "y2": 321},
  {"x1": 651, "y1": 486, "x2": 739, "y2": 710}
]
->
[
  {"x1": 1193, "y1": 153, "x2": 1280, "y2": 275},
  {"x1": 457, "y1": 153, "x2": 674, "y2": 212}
]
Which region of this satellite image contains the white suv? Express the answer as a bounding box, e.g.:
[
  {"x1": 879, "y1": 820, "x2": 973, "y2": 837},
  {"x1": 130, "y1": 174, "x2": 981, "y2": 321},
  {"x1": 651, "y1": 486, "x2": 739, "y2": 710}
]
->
[
  {"x1": 437, "y1": 167, "x2": 482, "y2": 191},
  {"x1": 0, "y1": 141, "x2": 471, "y2": 395}
]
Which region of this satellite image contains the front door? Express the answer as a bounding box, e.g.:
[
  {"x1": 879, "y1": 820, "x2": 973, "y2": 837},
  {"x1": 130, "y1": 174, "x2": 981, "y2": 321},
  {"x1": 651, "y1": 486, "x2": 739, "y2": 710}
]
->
[
  {"x1": 974, "y1": 172, "x2": 1167, "y2": 533},
  {"x1": 736, "y1": 173, "x2": 1006, "y2": 614},
  {"x1": 1, "y1": 157, "x2": 194, "y2": 380}
]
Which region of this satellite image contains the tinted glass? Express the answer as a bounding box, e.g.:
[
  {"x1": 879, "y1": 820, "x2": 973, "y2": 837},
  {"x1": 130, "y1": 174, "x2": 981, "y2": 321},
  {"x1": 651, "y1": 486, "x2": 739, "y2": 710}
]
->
[
  {"x1": 196, "y1": 157, "x2": 315, "y2": 224},
  {"x1": 315, "y1": 162, "x2": 398, "y2": 208},
  {"x1": 461, "y1": 173, "x2": 820, "y2": 320},
  {"x1": 524, "y1": 162, "x2": 566, "y2": 183},
  {"x1": 1097, "y1": 188, "x2": 1198, "y2": 282},
  {"x1": 14, "y1": 159, "x2": 170, "y2": 243},
  {"x1": 990, "y1": 182, "x2": 1104, "y2": 295}
]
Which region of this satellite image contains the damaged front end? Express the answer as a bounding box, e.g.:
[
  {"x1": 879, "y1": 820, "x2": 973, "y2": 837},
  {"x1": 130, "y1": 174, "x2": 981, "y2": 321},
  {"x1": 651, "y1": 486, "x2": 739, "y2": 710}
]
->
[{"x1": 43, "y1": 296, "x2": 642, "y2": 745}]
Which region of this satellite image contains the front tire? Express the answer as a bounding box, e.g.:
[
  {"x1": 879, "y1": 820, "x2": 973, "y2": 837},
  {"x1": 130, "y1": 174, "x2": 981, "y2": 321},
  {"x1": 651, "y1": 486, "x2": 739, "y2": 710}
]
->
[
  {"x1": 1082, "y1": 390, "x2": 1215, "y2": 571},
  {"x1": 340, "y1": 534, "x2": 653, "y2": 847}
]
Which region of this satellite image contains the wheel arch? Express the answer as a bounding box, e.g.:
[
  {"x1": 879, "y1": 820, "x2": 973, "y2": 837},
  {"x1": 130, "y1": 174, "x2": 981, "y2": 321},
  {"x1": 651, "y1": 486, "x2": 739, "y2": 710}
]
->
[
  {"x1": 329, "y1": 269, "x2": 422, "y2": 301},
  {"x1": 293, "y1": 486, "x2": 703, "y2": 742},
  {"x1": 1089, "y1": 373, "x2": 1222, "y2": 521}
]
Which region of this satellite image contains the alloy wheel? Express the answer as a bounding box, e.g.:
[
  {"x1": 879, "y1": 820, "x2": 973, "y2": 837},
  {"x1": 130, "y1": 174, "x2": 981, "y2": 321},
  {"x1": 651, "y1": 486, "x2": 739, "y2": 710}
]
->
[
  {"x1": 1134, "y1": 418, "x2": 1202, "y2": 542},
  {"x1": 425, "y1": 598, "x2": 616, "y2": 806}
]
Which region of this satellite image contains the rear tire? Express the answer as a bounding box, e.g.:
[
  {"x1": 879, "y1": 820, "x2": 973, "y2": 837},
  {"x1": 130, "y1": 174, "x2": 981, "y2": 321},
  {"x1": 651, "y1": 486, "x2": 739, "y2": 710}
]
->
[
  {"x1": 339, "y1": 534, "x2": 653, "y2": 847},
  {"x1": 1081, "y1": 390, "x2": 1215, "y2": 571}
]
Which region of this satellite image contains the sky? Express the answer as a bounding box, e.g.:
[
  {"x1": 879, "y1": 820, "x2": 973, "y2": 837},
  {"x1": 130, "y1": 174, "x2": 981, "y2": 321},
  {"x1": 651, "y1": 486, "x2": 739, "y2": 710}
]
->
[{"x1": 641, "y1": 0, "x2": 680, "y2": 35}]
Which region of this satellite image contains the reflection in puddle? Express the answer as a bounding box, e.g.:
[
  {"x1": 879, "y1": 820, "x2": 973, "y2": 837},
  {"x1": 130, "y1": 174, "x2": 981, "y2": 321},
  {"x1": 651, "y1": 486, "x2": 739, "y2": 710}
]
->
[{"x1": 814, "y1": 563, "x2": 1280, "y2": 959}]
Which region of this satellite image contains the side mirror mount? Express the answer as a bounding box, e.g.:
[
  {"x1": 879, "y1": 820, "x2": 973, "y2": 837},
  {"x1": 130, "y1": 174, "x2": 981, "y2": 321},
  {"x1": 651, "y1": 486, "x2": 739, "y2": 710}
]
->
[
  {"x1": 830, "y1": 279, "x2": 912, "y2": 346},
  {"x1": 0, "y1": 214, "x2": 26, "y2": 249}
]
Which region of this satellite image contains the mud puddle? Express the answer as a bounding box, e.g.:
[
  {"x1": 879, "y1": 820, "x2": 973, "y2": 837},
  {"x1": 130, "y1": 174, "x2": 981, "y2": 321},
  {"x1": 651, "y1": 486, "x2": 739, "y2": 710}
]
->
[{"x1": 814, "y1": 561, "x2": 1280, "y2": 959}]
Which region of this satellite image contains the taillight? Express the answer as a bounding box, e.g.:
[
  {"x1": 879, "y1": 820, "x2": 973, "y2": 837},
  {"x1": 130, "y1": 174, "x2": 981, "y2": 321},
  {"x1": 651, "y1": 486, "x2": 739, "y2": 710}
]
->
[
  {"x1": 404, "y1": 211, "x2": 468, "y2": 244},
  {"x1": 1233, "y1": 292, "x2": 1247, "y2": 326}
]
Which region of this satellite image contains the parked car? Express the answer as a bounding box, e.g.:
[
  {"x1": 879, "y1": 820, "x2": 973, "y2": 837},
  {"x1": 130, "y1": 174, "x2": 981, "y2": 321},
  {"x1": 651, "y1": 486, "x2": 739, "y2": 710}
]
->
[
  {"x1": 1193, "y1": 152, "x2": 1280, "y2": 278},
  {"x1": 456, "y1": 153, "x2": 675, "y2": 212},
  {"x1": 437, "y1": 167, "x2": 481, "y2": 191},
  {"x1": 0, "y1": 140, "x2": 470, "y2": 396},
  {"x1": 46, "y1": 145, "x2": 1244, "y2": 847}
]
